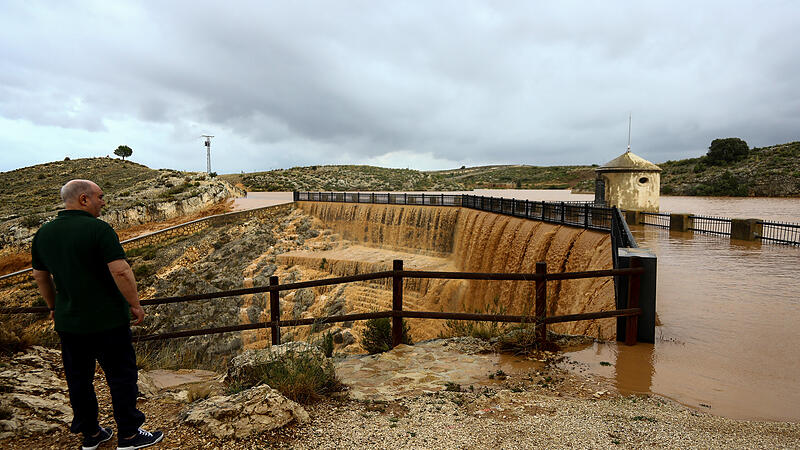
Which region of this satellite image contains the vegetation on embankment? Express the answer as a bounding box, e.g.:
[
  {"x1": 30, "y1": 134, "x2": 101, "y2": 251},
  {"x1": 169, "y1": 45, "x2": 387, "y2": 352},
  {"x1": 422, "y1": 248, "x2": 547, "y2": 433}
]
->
[
  {"x1": 0, "y1": 158, "x2": 161, "y2": 221},
  {"x1": 0, "y1": 158, "x2": 241, "y2": 251},
  {"x1": 659, "y1": 141, "x2": 800, "y2": 197},
  {"x1": 226, "y1": 164, "x2": 598, "y2": 192},
  {"x1": 229, "y1": 140, "x2": 800, "y2": 197}
]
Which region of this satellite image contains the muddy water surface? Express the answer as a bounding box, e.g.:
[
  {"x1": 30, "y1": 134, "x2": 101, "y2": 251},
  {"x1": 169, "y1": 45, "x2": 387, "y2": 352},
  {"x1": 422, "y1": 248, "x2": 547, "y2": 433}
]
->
[{"x1": 503, "y1": 190, "x2": 800, "y2": 421}]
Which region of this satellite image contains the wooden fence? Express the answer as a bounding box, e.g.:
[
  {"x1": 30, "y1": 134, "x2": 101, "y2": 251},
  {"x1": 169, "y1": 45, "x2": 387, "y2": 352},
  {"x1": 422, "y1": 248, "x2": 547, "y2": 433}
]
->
[{"x1": 1, "y1": 258, "x2": 646, "y2": 346}]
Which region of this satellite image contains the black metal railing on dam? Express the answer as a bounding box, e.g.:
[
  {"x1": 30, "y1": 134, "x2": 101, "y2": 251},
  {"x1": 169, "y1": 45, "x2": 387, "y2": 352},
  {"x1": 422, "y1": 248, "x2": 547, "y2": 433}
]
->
[
  {"x1": 293, "y1": 191, "x2": 616, "y2": 233},
  {"x1": 633, "y1": 210, "x2": 800, "y2": 246}
]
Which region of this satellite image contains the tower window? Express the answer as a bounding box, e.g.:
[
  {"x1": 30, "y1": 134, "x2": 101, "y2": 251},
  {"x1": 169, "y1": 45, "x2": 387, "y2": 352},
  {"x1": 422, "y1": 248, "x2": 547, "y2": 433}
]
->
[{"x1": 639, "y1": 177, "x2": 649, "y2": 184}]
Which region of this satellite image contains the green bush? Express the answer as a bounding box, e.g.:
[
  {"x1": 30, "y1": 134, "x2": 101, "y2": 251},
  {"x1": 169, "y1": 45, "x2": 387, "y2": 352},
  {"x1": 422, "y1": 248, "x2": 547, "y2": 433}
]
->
[
  {"x1": 320, "y1": 331, "x2": 334, "y2": 358},
  {"x1": 691, "y1": 171, "x2": 749, "y2": 196},
  {"x1": 707, "y1": 138, "x2": 749, "y2": 165},
  {"x1": 133, "y1": 263, "x2": 153, "y2": 278},
  {"x1": 20, "y1": 215, "x2": 41, "y2": 228},
  {"x1": 126, "y1": 245, "x2": 157, "y2": 260},
  {"x1": 361, "y1": 317, "x2": 412, "y2": 354},
  {"x1": 244, "y1": 349, "x2": 343, "y2": 403}
]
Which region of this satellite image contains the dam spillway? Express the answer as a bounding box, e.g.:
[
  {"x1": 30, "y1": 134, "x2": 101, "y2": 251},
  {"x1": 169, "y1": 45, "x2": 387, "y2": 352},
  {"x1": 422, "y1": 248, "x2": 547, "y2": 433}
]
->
[{"x1": 273, "y1": 202, "x2": 615, "y2": 343}]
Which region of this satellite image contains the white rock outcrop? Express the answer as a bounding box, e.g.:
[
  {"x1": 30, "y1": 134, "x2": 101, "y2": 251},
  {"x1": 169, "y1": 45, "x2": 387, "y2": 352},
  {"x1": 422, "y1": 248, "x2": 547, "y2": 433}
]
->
[
  {"x1": 0, "y1": 347, "x2": 71, "y2": 439},
  {"x1": 182, "y1": 384, "x2": 309, "y2": 438}
]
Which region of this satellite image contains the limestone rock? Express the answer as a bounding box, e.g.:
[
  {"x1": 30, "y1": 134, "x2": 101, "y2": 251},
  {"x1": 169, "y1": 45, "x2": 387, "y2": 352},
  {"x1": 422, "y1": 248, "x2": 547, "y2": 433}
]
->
[
  {"x1": 182, "y1": 384, "x2": 309, "y2": 438},
  {"x1": 137, "y1": 371, "x2": 159, "y2": 398},
  {"x1": 0, "y1": 346, "x2": 71, "y2": 439}
]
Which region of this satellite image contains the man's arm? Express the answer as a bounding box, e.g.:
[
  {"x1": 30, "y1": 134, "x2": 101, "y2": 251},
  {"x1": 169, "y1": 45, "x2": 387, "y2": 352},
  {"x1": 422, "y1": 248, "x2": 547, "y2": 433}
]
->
[
  {"x1": 32, "y1": 269, "x2": 56, "y2": 321},
  {"x1": 107, "y1": 259, "x2": 144, "y2": 325}
]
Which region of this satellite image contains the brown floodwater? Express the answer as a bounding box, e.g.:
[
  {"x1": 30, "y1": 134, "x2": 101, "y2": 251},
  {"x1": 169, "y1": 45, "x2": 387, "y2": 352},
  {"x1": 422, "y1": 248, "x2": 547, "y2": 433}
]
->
[
  {"x1": 486, "y1": 190, "x2": 800, "y2": 422},
  {"x1": 240, "y1": 189, "x2": 800, "y2": 421}
]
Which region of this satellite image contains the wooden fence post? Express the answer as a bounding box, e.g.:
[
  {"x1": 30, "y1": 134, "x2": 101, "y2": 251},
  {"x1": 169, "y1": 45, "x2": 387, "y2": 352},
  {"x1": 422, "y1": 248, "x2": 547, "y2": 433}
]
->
[
  {"x1": 392, "y1": 260, "x2": 404, "y2": 348},
  {"x1": 269, "y1": 276, "x2": 281, "y2": 346},
  {"x1": 535, "y1": 262, "x2": 547, "y2": 341},
  {"x1": 625, "y1": 257, "x2": 641, "y2": 345}
]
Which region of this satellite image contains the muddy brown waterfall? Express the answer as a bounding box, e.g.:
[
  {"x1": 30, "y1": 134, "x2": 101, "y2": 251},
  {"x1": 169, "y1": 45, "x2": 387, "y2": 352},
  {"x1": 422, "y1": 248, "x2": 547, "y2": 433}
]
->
[{"x1": 274, "y1": 202, "x2": 615, "y2": 342}]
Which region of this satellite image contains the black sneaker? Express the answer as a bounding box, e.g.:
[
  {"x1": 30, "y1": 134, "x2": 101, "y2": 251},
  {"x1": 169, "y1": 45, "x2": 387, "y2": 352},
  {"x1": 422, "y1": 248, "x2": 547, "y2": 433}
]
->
[
  {"x1": 116, "y1": 428, "x2": 163, "y2": 450},
  {"x1": 82, "y1": 426, "x2": 113, "y2": 450}
]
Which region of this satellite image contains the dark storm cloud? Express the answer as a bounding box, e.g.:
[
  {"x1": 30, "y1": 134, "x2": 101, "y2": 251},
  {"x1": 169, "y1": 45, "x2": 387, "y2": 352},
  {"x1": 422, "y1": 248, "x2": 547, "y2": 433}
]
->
[{"x1": 0, "y1": 0, "x2": 798, "y2": 172}]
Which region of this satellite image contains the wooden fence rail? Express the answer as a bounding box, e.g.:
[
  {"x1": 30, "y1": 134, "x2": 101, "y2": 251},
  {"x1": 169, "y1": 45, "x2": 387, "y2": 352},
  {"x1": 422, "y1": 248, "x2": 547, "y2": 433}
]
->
[{"x1": 1, "y1": 259, "x2": 645, "y2": 346}]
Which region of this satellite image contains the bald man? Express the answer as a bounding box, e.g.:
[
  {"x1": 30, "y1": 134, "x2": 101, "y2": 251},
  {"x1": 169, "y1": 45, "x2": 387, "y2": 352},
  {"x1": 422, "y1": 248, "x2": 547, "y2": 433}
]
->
[{"x1": 32, "y1": 180, "x2": 163, "y2": 450}]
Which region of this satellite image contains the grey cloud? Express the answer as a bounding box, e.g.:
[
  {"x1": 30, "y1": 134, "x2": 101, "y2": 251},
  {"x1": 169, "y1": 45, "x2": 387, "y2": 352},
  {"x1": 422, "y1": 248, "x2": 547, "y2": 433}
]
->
[{"x1": 0, "y1": 1, "x2": 798, "y2": 173}]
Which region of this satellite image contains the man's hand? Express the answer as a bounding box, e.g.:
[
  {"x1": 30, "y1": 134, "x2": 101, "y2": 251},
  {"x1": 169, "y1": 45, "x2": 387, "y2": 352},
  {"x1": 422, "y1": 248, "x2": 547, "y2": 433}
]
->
[{"x1": 130, "y1": 306, "x2": 145, "y2": 325}]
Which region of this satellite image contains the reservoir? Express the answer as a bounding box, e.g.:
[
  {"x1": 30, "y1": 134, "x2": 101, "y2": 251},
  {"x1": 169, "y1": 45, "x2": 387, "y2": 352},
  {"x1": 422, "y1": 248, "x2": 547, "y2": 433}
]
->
[
  {"x1": 476, "y1": 190, "x2": 800, "y2": 422},
  {"x1": 236, "y1": 190, "x2": 800, "y2": 421}
]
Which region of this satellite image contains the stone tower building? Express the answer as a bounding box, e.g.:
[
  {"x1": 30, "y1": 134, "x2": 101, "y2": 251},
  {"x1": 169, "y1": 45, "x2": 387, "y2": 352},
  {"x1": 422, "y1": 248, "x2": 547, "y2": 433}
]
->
[{"x1": 594, "y1": 150, "x2": 661, "y2": 212}]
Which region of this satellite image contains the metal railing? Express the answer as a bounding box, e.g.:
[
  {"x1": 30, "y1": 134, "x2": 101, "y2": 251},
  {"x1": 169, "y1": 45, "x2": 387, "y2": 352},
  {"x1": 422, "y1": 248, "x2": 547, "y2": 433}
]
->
[
  {"x1": 639, "y1": 211, "x2": 670, "y2": 228},
  {"x1": 295, "y1": 192, "x2": 614, "y2": 233},
  {"x1": 688, "y1": 214, "x2": 732, "y2": 236},
  {"x1": 1, "y1": 259, "x2": 646, "y2": 346},
  {"x1": 757, "y1": 220, "x2": 800, "y2": 246}
]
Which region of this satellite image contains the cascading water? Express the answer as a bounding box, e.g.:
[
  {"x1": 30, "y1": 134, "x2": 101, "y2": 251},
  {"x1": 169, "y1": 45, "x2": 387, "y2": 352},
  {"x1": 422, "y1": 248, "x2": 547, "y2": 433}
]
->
[{"x1": 273, "y1": 202, "x2": 615, "y2": 344}]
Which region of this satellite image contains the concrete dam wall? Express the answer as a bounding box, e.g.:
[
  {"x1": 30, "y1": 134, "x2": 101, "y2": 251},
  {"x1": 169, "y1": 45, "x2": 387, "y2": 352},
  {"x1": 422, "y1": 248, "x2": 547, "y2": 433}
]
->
[{"x1": 274, "y1": 202, "x2": 615, "y2": 343}]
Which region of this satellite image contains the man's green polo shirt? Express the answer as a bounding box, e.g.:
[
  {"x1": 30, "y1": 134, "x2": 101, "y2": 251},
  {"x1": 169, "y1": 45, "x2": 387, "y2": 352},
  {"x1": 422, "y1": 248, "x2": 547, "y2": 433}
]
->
[{"x1": 31, "y1": 210, "x2": 130, "y2": 334}]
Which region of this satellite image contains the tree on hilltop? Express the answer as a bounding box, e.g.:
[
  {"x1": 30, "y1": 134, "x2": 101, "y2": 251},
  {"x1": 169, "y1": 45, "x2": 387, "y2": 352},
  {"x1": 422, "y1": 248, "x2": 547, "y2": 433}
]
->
[
  {"x1": 707, "y1": 138, "x2": 749, "y2": 165},
  {"x1": 114, "y1": 145, "x2": 133, "y2": 160}
]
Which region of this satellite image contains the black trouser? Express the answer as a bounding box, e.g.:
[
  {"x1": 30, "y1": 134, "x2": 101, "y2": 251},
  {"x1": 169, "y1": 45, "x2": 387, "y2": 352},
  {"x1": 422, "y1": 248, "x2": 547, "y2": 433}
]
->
[{"x1": 58, "y1": 325, "x2": 145, "y2": 438}]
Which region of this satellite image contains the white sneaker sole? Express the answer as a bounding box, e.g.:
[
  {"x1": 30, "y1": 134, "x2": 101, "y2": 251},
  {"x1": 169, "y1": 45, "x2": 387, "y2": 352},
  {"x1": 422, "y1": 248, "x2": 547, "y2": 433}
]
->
[
  {"x1": 116, "y1": 432, "x2": 163, "y2": 450},
  {"x1": 82, "y1": 428, "x2": 113, "y2": 450}
]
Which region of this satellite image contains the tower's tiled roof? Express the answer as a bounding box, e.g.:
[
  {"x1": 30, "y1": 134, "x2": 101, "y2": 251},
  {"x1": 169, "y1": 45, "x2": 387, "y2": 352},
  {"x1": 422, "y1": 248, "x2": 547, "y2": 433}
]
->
[{"x1": 597, "y1": 151, "x2": 661, "y2": 172}]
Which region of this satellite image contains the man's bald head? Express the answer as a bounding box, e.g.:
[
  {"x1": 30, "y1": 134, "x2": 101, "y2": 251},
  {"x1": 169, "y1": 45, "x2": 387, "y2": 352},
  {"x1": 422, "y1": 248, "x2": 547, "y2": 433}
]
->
[
  {"x1": 61, "y1": 180, "x2": 97, "y2": 204},
  {"x1": 61, "y1": 180, "x2": 105, "y2": 217}
]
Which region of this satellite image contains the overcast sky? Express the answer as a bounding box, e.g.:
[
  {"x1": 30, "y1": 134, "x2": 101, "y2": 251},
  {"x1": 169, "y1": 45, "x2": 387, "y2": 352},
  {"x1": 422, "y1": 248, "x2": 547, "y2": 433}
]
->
[{"x1": 1, "y1": 1, "x2": 798, "y2": 173}]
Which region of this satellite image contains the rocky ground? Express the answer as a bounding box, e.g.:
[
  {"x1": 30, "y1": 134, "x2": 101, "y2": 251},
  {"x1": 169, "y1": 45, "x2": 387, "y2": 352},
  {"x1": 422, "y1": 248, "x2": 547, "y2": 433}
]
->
[{"x1": 2, "y1": 341, "x2": 798, "y2": 449}]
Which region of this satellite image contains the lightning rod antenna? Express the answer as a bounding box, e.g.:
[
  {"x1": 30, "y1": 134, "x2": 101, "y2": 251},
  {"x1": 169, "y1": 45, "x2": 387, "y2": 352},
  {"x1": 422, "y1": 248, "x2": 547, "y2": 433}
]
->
[{"x1": 626, "y1": 114, "x2": 632, "y2": 153}]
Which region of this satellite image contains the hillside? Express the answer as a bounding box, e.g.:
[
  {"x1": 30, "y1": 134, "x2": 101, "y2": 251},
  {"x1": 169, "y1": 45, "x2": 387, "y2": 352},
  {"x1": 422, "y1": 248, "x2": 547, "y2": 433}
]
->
[
  {"x1": 0, "y1": 158, "x2": 242, "y2": 261},
  {"x1": 659, "y1": 141, "x2": 800, "y2": 196},
  {"x1": 229, "y1": 164, "x2": 598, "y2": 193},
  {"x1": 230, "y1": 141, "x2": 800, "y2": 197},
  {"x1": 431, "y1": 164, "x2": 598, "y2": 191},
  {"x1": 0, "y1": 158, "x2": 161, "y2": 220}
]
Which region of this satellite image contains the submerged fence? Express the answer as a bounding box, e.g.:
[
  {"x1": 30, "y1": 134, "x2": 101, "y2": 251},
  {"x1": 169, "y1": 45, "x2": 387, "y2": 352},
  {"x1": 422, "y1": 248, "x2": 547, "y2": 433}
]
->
[
  {"x1": 1, "y1": 259, "x2": 648, "y2": 346},
  {"x1": 688, "y1": 214, "x2": 732, "y2": 236},
  {"x1": 634, "y1": 210, "x2": 800, "y2": 246},
  {"x1": 758, "y1": 220, "x2": 800, "y2": 245}
]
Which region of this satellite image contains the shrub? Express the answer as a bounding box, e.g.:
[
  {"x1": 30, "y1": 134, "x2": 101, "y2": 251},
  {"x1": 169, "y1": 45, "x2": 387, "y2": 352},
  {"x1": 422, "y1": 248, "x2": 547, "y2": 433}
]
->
[
  {"x1": 439, "y1": 301, "x2": 507, "y2": 340},
  {"x1": 361, "y1": 317, "x2": 412, "y2": 354},
  {"x1": 497, "y1": 325, "x2": 560, "y2": 354},
  {"x1": 320, "y1": 331, "x2": 334, "y2": 358},
  {"x1": 20, "y1": 216, "x2": 41, "y2": 228},
  {"x1": 133, "y1": 263, "x2": 153, "y2": 278},
  {"x1": 0, "y1": 318, "x2": 58, "y2": 355},
  {"x1": 707, "y1": 138, "x2": 749, "y2": 165},
  {"x1": 243, "y1": 349, "x2": 343, "y2": 403},
  {"x1": 127, "y1": 245, "x2": 157, "y2": 260},
  {"x1": 691, "y1": 171, "x2": 749, "y2": 196}
]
